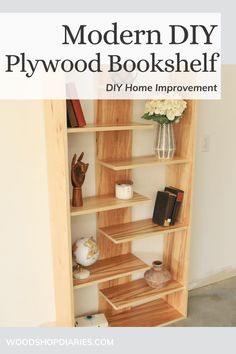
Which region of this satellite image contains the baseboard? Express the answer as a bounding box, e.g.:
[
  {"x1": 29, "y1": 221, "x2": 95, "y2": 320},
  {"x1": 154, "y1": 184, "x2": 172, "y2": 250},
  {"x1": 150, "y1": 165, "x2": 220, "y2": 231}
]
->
[{"x1": 189, "y1": 267, "x2": 236, "y2": 290}]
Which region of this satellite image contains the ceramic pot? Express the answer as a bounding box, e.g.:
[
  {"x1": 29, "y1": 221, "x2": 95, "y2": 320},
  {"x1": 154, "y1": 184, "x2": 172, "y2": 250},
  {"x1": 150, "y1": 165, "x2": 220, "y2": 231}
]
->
[
  {"x1": 144, "y1": 260, "x2": 171, "y2": 288},
  {"x1": 115, "y1": 180, "x2": 133, "y2": 200}
]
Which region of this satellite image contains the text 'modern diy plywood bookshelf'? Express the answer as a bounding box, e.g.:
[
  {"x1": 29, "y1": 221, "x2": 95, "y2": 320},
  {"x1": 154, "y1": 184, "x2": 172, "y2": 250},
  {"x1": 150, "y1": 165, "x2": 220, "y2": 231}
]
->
[{"x1": 44, "y1": 99, "x2": 197, "y2": 327}]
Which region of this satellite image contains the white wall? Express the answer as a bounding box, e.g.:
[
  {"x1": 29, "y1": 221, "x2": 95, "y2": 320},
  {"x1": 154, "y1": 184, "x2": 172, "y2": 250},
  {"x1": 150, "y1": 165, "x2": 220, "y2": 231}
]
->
[
  {"x1": 1, "y1": 66, "x2": 236, "y2": 325},
  {"x1": 0, "y1": 101, "x2": 55, "y2": 326},
  {"x1": 189, "y1": 65, "x2": 236, "y2": 288}
]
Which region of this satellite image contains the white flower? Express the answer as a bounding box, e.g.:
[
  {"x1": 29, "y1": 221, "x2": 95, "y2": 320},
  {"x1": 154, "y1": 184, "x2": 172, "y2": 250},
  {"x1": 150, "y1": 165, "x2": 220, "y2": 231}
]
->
[
  {"x1": 143, "y1": 99, "x2": 187, "y2": 123},
  {"x1": 166, "y1": 110, "x2": 176, "y2": 120}
]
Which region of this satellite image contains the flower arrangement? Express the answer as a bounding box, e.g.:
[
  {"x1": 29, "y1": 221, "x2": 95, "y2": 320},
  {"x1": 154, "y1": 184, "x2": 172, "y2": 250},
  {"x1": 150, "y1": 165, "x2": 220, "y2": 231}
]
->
[{"x1": 142, "y1": 99, "x2": 187, "y2": 124}]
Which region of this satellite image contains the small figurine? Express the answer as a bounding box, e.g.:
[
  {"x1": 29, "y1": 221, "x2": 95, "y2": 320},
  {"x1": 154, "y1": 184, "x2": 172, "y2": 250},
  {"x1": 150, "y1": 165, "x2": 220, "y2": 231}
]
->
[{"x1": 71, "y1": 152, "x2": 89, "y2": 207}]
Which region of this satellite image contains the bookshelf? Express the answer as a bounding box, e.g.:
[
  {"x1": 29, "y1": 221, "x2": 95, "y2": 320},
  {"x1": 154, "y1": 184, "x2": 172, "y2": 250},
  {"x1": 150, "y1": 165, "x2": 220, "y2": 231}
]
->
[{"x1": 44, "y1": 99, "x2": 197, "y2": 327}]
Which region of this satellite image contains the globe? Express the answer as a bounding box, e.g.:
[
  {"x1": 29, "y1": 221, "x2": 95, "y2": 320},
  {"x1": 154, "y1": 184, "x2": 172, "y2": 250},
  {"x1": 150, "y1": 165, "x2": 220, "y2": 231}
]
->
[{"x1": 73, "y1": 237, "x2": 99, "y2": 267}]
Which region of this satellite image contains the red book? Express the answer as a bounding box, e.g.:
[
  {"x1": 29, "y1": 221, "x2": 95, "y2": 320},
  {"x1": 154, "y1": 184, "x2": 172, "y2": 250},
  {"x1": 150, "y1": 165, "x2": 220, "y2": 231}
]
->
[
  {"x1": 66, "y1": 83, "x2": 86, "y2": 127},
  {"x1": 164, "y1": 186, "x2": 184, "y2": 225},
  {"x1": 71, "y1": 99, "x2": 86, "y2": 127},
  {"x1": 67, "y1": 100, "x2": 79, "y2": 128}
]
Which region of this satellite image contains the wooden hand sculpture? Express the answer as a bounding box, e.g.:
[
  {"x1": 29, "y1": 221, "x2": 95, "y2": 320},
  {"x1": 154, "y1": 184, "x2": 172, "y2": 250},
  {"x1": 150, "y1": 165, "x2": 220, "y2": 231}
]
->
[{"x1": 71, "y1": 152, "x2": 89, "y2": 207}]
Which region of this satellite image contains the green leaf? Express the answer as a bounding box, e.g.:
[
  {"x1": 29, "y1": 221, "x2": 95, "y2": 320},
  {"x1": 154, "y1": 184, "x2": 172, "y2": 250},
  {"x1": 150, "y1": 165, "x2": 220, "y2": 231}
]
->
[
  {"x1": 142, "y1": 113, "x2": 153, "y2": 120},
  {"x1": 141, "y1": 113, "x2": 183, "y2": 124}
]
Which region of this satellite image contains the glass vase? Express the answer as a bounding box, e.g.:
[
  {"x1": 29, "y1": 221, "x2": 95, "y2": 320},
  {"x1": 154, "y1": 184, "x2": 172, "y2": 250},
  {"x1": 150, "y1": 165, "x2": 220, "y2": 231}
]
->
[{"x1": 155, "y1": 123, "x2": 176, "y2": 159}]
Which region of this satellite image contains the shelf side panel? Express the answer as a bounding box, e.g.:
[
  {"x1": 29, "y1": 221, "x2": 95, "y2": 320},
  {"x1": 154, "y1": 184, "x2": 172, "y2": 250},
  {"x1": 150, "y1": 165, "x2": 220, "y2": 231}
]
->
[
  {"x1": 44, "y1": 100, "x2": 74, "y2": 326},
  {"x1": 174, "y1": 99, "x2": 196, "y2": 159},
  {"x1": 96, "y1": 100, "x2": 133, "y2": 316},
  {"x1": 163, "y1": 230, "x2": 188, "y2": 314},
  {"x1": 163, "y1": 100, "x2": 197, "y2": 316}
]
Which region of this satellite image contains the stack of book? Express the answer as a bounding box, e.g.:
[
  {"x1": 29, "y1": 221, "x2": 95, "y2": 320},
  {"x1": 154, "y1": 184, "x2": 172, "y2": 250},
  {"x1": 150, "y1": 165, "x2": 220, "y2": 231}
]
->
[
  {"x1": 67, "y1": 99, "x2": 86, "y2": 128},
  {"x1": 152, "y1": 186, "x2": 184, "y2": 226}
]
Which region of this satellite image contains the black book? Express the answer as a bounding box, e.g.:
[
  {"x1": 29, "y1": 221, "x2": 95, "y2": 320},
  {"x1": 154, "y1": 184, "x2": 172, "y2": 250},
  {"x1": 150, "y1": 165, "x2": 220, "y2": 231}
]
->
[
  {"x1": 67, "y1": 100, "x2": 79, "y2": 128},
  {"x1": 67, "y1": 113, "x2": 72, "y2": 128},
  {"x1": 164, "y1": 186, "x2": 184, "y2": 225},
  {"x1": 152, "y1": 191, "x2": 176, "y2": 226}
]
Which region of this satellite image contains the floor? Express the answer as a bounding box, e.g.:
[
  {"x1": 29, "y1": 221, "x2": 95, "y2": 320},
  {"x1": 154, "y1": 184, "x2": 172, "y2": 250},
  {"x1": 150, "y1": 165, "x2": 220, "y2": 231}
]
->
[{"x1": 169, "y1": 276, "x2": 236, "y2": 326}]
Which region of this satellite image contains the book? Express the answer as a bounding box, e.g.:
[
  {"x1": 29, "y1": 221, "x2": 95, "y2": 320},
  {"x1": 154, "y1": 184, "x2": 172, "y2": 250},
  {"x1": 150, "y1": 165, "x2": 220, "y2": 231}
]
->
[
  {"x1": 166, "y1": 192, "x2": 177, "y2": 223},
  {"x1": 164, "y1": 186, "x2": 184, "y2": 225},
  {"x1": 66, "y1": 83, "x2": 86, "y2": 127},
  {"x1": 67, "y1": 100, "x2": 78, "y2": 128},
  {"x1": 67, "y1": 113, "x2": 72, "y2": 128},
  {"x1": 152, "y1": 191, "x2": 176, "y2": 226},
  {"x1": 71, "y1": 99, "x2": 86, "y2": 127}
]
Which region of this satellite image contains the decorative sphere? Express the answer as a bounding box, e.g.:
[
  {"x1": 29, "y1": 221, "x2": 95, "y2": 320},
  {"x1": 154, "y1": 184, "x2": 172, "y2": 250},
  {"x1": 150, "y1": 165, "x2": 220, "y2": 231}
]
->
[{"x1": 73, "y1": 237, "x2": 99, "y2": 267}]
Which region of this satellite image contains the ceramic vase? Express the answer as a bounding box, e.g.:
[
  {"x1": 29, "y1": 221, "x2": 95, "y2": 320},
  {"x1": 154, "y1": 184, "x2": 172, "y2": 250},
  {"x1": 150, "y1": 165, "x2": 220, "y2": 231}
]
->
[{"x1": 144, "y1": 260, "x2": 171, "y2": 288}]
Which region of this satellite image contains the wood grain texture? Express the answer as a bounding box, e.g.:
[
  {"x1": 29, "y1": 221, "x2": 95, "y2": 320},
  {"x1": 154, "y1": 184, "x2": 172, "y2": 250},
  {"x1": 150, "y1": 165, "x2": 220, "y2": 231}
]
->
[
  {"x1": 98, "y1": 155, "x2": 191, "y2": 171},
  {"x1": 165, "y1": 289, "x2": 189, "y2": 318},
  {"x1": 73, "y1": 253, "x2": 149, "y2": 289},
  {"x1": 68, "y1": 122, "x2": 154, "y2": 133},
  {"x1": 100, "y1": 279, "x2": 184, "y2": 310},
  {"x1": 107, "y1": 299, "x2": 184, "y2": 327},
  {"x1": 164, "y1": 231, "x2": 188, "y2": 286},
  {"x1": 166, "y1": 164, "x2": 192, "y2": 226},
  {"x1": 70, "y1": 192, "x2": 151, "y2": 216},
  {"x1": 163, "y1": 100, "x2": 197, "y2": 316},
  {"x1": 99, "y1": 219, "x2": 187, "y2": 244},
  {"x1": 96, "y1": 100, "x2": 133, "y2": 316},
  {"x1": 44, "y1": 100, "x2": 74, "y2": 326},
  {"x1": 174, "y1": 100, "x2": 196, "y2": 159}
]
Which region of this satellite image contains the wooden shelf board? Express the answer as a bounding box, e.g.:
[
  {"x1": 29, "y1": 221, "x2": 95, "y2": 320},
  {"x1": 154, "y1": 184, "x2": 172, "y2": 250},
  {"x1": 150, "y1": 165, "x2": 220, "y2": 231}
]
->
[
  {"x1": 70, "y1": 192, "x2": 151, "y2": 216},
  {"x1": 98, "y1": 155, "x2": 191, "y2": 171},
  {"x1": 73, "y1": 253, "x2": 149, "y2": 289},
  {"x1": 107, "y1": 298, "x2": 184, "y2": 327},
  {"x1": 99, "y1": 219, "x2": 188, "y2": 244},
  {"x1": 67, "y1": 122, "x2": 154, "y2": 133},
  {"x1": 100, "y1": 278, "x2": 184, "y2": 310}
]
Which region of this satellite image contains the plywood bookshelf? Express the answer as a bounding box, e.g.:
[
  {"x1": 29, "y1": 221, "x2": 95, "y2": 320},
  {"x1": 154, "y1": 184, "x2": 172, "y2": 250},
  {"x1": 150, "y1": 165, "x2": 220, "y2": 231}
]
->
[{"x1": 44, "y1": 99, "x2": 197, "y2": 327}]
